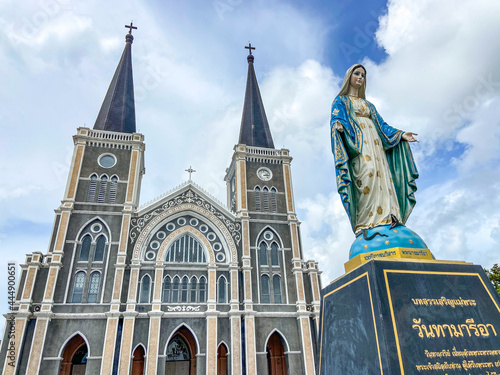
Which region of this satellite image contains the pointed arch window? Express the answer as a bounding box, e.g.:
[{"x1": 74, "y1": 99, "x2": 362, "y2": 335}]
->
[
  {"x1": 93, "y1": 236, "x2": 106, "y2": 262},
  {"x1": 162, "y1": 276, "x2": 171, "y2": 303},
  {"x1": 172, "y1": 276, "x2": 180, "y2": 303},
  {"x1": 97, "y1": 175, "x2": 108, "y2": 203},
  {"x1": 261, "y1": 274, "x2": 271, "y2": 304},
  {"x1": 166, "y1": 234, "x2": 207, "y2": 263},
  {"x1": 87, "y1": 174, "x2": 98, "y2": 202},
  {"x1": 87, "y1": 272, "x2": 101, "y2": 303},
  {"x1": 71, "y1": 271, "x2": 86, "y2": 303},
  {"x1": 255, "y1": 186, "x2": 261, "y2": 211},
  {"x1": 218, "y1": 276, "x2": 227, "y2": 304},
  {"x1": 199, "y1": 276, "x2": 206, "y2": 303},
  {"x1": 140, "y1": 275, "x2": 151, "y2": 303},
  {"x1": 273, "y1": 275, "x2": 282, "y2": 304},
  {"x1": 108, "y1": 176, "x2": 118, "y2": 204},
  {"x1": 190, "y1": 277, "x2": 197, "y2": 303},
  {"x1": 262, "y1": 187, "x2": 270, "y2": 211},
  {"x1": 271, "y1": 242, "x2": 279, "y2": 266},
  {"x1": 79, "y1": 235, "x2": 92, "y2": 262},
  {"x1": 270, "y1": 187, "x2": 277, "y2": 212},
  {"x1": 181, "y1": 276, "x2": 189, "y2": 303},
  {"x1": 259, "y1": 242, "x2": 268, "y2": 266}
]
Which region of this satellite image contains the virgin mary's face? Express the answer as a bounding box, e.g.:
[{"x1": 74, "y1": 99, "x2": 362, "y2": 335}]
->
[{"x1": 350, "y1": 67, "x2": 365, "y2": 89}]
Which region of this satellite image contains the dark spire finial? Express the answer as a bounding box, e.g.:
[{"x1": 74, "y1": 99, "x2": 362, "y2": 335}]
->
[
  {"x1": 245, "y1": 43, "x2": 255, "y2": 55},
  {"x1": 238, "y1": 43, "x2": 275, "y2": 149},
  {"x1": 125, "y1": 21, "x2": 137, "y2": 35},
  {"x1": 93, "y1": 25, "x2": 137, "y2": 134},
  {"x1": 245, "y1": 43, "x2": 255, "y2": 62}
]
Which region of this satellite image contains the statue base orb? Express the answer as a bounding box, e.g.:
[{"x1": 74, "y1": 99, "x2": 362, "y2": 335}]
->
[{"x1": 346, "y1": 225, "x2": 432, "y2": 272}]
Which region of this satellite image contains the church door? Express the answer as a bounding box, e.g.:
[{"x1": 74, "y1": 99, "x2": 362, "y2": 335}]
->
[
  {"x1": 267, "y1": 332, "x2": 287, "y2": 375},
  {"x1": 59, "y1": 335, "x2": 88, "y2": 375},
  {"x1": 131, "y1": 345, "x2": 145, "y2": 375},
  {"x1": 165, "y1": 329, "x2": 196, "y2": 375},
  {"x1": 217, "y1": 343, "x2": 228, "y2": 375}
]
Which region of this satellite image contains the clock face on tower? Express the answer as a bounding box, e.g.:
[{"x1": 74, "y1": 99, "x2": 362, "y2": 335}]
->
[{"x1": 257, "y1": 167, "x2": 272, "y2": 181}]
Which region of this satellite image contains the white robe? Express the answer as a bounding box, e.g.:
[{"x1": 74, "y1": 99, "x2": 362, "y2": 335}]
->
[{"x1": 349, "y1": 96, "x2": 401, "y2": 234}]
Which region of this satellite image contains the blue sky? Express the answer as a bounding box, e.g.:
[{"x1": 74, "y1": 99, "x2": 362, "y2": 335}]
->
[{"x1": 1, "y1": 0, "x2": 500, "y2": 314}]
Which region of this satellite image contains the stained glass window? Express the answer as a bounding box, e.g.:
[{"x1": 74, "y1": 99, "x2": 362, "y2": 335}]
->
[
  {"x1": 166, "y1": 336, "x2": 190, "y2": 361},
  {"x1": 87, "y1": 272, "x2": 100, "y2": 303},
  {"x1": 71, "y1": 271, "x2": 86, "y2": 303},
  {"x1": 166, "y1": 235, "x2": 206, "y2": 263}
]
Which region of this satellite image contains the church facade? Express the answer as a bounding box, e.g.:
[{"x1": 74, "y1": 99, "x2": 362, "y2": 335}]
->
[{"x1": 0, "y1": 30, "x2": 322, "y2": 375}]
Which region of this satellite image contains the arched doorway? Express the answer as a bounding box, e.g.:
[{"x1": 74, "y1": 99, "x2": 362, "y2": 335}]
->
[
  {"x1": 59, "y1": 334, "x2": 88, "y2": 375},
  {"x1": 217, "y1": 343, "x2": 228, "y2": 375},
  {"x1": 165, "y1": 327, "x2": 196, "y2": 375},
  {"x1": 131, "y1": 345, "x2": 145, "y2": 375},
  {"x1": 267, "y1": 332, "x2": 287, "y2": 375}
]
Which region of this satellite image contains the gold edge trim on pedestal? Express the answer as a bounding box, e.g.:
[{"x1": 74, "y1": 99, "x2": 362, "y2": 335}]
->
[
  {"x1": 319, "y1": 272, "x2": 383, "y2": 375},
  {"x1": 383, "y1": 269, "x2": 500, "y2": 375}
]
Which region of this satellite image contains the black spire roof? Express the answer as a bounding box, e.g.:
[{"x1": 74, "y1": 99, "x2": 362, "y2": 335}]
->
[
  {"x1": 238, "y1": 45, "x2": 275, "y2": 149},
  {"x1": 93, "y1": 30, "x2": 136, "y2": 134}
]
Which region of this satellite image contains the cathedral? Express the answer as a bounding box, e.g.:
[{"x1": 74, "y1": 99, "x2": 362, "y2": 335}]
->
[{"x1": 0, "y1": 27, "x2": 321, "y2": 375}]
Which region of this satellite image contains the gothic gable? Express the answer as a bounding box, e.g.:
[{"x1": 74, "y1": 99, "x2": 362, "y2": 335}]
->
[{"x1": 129, "y1": 182, "x2": 240, "y2": 262}]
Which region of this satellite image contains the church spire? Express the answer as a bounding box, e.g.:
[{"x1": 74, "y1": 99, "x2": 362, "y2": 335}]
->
[
  {"x1": 93, "y1": 23, "x2": 137, "y2": 134},
  {"x1": 238, "y1": 44, "x2": 275, "y2": 149}
]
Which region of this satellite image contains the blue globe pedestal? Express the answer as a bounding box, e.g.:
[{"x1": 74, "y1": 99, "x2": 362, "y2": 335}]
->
[
  {"x1": 318, "y1": 259, "x2": 500, "y2": 375},
  {"x1": 345, "y1": 224, "x2": 432, "y2": 272}
]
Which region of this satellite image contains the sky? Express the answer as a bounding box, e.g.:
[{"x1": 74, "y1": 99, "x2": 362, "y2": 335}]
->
[{"x1": 1, "y1": 0, "x2": 500, "y2": 314}]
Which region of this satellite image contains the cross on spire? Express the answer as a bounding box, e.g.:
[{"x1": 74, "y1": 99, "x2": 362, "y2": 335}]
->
[
  {"x1": 245, "y1": 43, "x2": 255, "y2": 55},
  {"x1": 185, "y1": 166, "x2": 196, "y2": 180},
  {"x1": 125, "y1": 22, "x2": 137, "y2": 35}
]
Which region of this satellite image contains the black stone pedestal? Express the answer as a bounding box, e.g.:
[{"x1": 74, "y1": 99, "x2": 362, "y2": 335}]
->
[{"x1": 318, "y1": 259, "x2": 500, "y2": 374}]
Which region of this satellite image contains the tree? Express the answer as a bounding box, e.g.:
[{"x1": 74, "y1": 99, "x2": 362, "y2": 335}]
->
[{"x1": 484, "y1": 264, "x2": 500, "y2": 295}]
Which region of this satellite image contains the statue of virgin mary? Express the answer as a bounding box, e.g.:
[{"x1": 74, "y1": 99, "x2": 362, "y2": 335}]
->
[{"x1": 331, "y1": 64, "x2": 419, "y2": 235}]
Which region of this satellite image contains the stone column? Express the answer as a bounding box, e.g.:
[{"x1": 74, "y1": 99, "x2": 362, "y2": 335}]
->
[
  {"x1": 244, "y1": 312, "x2": 257, "y2": 375},
  {"x1": 2, "y1": 252, "x2": 42, "y2": 375},
  {"x1": 25, "y1": 246, "x2": 66, "y2": 375},
  {"x1": 229, "y1": 262, "x2": 242, "y2": 375},
  {"x1": 100, "y1": 312, "x2": 120, "y2": 375},
  {"x1": 306, "y1": 261, "x2": 322, "y2": 333},
  {"x1": 25, "y1": 313, "x2": 52, "y2": 374},
  {"x1": 118, "y1": 261, "x2": 141, "y2": 375},
  {"x1": 145, "y1": 311, "x2": 162, "y2": 375},
  {"x1": 206, "y1": 311, "x2": 219, "y2": 375}
]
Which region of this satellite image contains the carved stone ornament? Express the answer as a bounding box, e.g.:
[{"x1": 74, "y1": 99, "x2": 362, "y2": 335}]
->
[
  {"x1": 166, "y1": 305, "x2": 201, "y2": 312},
  {"x1": 130, "y1": 189, "x2": 240, "y2": 261}
]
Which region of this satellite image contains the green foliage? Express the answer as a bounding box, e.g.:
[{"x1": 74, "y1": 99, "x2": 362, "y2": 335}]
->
[{"x1": 484, "y1": 264, "x2": 500, "y2": 295}]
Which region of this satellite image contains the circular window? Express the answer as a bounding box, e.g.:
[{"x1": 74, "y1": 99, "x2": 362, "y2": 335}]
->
[
  {"x1": 216, "y1": 252, "x2": 226, "y2": 263},
  {"x1": 98, "y1": 154, "x2": 116, "y2": 168},
  {"x1": 150, "y1": 241, "x2": 160, "y2": 250},
  {"x1": 189, "y1": 218, "x2": 199, "y2": 227},
  {"x1": 145, "y1": 251, "x2": 156, "y2": 260},
  {"x1": 177, "y1": 217, "x2": 187, "y2": 226},
  {"x1": 166, "y1": 223, "x2": 176, "y2": 231},
  {"x1": 91, "y1": 223, "x2": 102, "y2": 233},
  {"x1": 264, "y1": 231, "x2": 274, "y2": 241},
  {"x1": 199, "y1": 224, "x2": 208, "y2": 233},
  {"x1": 213, "y1": 242, "x2": 222, "y2": 251},
  {"x1": 207, "y1": 233, "x2": 216, "y2": 241},
  {"x1": 156, "y1": 231, "x2": 166, "y2": 240}
]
